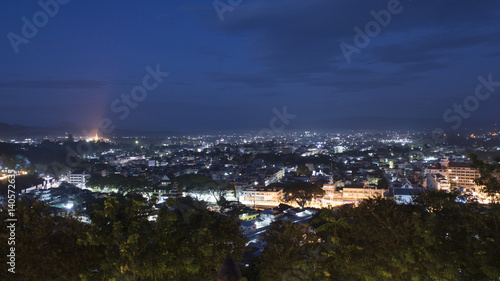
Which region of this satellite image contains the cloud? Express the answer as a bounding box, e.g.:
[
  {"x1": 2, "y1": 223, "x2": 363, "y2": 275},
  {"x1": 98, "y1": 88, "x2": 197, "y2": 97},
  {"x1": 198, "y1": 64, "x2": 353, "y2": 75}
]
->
[
  {"x1": 196, "y1": 0, "x2": 500, "y2": 90},
  {"x1": 195, "y1": 46, "x2": 233, "y2": 61},
  {"x1": 486, "y1": 51, "x2": 500, "y2": 57},
  {"x1": 242, "y1": 91, "x2": 286, "y2": 98},
  {"x1": 0, "y1": 79, "x2": 109, "y2": 89},
  {"x1": 305, "y1": 72, "x2": 409, "y2": 92},
  {"x1": 174, "y1": 81, "x2": 195, "y2": 86},
  {"x1": 206, "y1": 72, "x2": 277, "y2": 87}
]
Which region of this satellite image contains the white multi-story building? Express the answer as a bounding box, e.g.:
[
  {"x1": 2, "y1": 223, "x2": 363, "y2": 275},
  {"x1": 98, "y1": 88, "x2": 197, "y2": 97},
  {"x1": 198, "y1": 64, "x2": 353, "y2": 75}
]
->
[
  {"x1": 67, "y1": 171, "x2": 90, "y2": 187},
  {"x1": 425, "y1": 173, "x2": 450, "y2": 192},
  {"x1": 240, "y1": 186, "x2": 284, "y2": 206},
  {"x1": 426, "y1": 158, "x2": 482, "y2": 191},
  {"x1": 425, "y1": 158, "x2": 492, "y2": 202},
  {"x1": 264, "y1": 168, "x2": 285, "y2": 186},
  {"x1": 342, "y1": 183, "x2": 386, "y2": 203},
  {"x1": 321, "y1": 183, "x2": 386, "y2": 206}
]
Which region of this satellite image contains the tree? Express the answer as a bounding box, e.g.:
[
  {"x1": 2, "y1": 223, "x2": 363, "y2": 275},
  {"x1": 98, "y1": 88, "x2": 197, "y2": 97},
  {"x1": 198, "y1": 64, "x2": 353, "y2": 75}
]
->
[
  {"x1": 209, "y1": 181, "x2": 235, "y2": 210},
  {"x1": 312, "y1": 191, "x2": 500, "y2": 280},
  {"x1": 80, "y1": 196, "x2": 246, "y2": 280},
  {"x1": 79, "y1": 196, "x2": 158, "y2": 280},
  {"x1": 410, "y1": 191, "x2": 500, "y2": 279},
  {"x1": 175, "y1": 174, "x2": 234, "y2": 209},
  {"x1": 470, "y1": 152, "x2": 500, "y2": 200},
  {"x1": 296, "y1": 164, "x2": 312, "y2": 176},
  {"x1": 314, "y1": 197, "x2": 418, "y2": 280},
  {"x1": 257, "y1": 221, "x2": 321, "y2": 280},
  {"x1": 176, "y1": 174, "x2": 215, "y2": 191},
  {"x1": 279, "y1": 182, "x2": 325, "y2": 208},
  {"x1": 377, "y1": 177, "x2": 389, "y2": 189},
  {"x1": 217, "y1": 256, "x2": 242, "y2": 281},
  {"x1": 0, "y1": 198, "x2": 101, "y2": 280},
  {"x1": 86, "y1": 174, "x2": 149, "y2": 193},
  {"x1": 163, "y1": 197, "x2": 246, "y2": 280}
]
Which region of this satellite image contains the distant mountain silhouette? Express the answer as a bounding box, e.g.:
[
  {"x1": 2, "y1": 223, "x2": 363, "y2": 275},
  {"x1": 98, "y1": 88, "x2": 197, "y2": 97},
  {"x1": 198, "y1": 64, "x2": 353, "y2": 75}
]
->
[
  {"x1": 0, "y1": 122, "x2": 48, "y2": 139},
  {"x1": 0, "y1": 116, "x2": 495, "y2": 139},
  {"x1": 0, "y1": 122, "x2": 179, "y2": 139}
]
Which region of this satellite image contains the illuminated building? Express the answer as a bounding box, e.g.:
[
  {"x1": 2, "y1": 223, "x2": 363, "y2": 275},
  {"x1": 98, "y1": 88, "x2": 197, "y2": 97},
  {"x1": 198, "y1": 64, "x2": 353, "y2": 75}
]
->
[
  {"x1": 241, "y1": 186, "x2": 284, "y2": 206},
  {"x1": 67, "y1": 171, "x2": 90, "y2": 186}
]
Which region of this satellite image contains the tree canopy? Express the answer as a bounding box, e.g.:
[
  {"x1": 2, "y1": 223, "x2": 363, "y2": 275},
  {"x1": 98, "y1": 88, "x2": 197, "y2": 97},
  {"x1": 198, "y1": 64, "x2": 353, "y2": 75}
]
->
[
  {"x1": 272, "y1": 182, "x2": 325, "y2": 208},
  {"x1": 470, "y1": 152, "x2": 500, "y2": 200},
  {"x1": 86, "y1": 174, "x2": 149, "y2": 193},
  {"x1": 245, "y1": 191, "x2": 500, "y2": 280},
  {"x1": 175, "y1": 174, "x2": 235, "y2": 208},
  {"x1": 0, "y1": 198, "x2": 101, "y2": 280},
  {"x1": 2, "y1": 191, "x2": 499, "y2": 280},
  {"x1": 257, "y1": 221, "x2": 319, "y2": 281},
  {"x1": 309, "y1": 191, "x2": 500, "y2": 280},
  {"x1": 80, "y1": 196, "x2": 246, "y2": 280},
  {"x1": 0, "y1": 196, "x2": 246, "y2": 280}
]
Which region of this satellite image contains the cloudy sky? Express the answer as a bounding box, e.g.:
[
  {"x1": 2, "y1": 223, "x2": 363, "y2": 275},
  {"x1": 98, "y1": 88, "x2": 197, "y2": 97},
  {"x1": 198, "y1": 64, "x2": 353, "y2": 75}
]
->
[{"x1": 1, "y1": 0, "x2": 499, "y2": 132}]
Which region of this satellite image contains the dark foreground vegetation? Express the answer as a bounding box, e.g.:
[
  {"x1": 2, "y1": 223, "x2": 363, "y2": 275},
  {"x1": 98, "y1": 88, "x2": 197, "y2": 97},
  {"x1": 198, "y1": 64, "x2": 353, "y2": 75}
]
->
[{"x1": 1, "y1": 190, "x2": 499, "y2": 281}]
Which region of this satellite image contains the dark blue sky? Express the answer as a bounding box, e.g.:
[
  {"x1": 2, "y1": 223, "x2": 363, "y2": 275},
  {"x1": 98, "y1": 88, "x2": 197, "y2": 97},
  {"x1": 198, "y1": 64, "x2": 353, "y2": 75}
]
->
[{"x1": 1, "y1": 0, "x2": 500, "y2": 132}]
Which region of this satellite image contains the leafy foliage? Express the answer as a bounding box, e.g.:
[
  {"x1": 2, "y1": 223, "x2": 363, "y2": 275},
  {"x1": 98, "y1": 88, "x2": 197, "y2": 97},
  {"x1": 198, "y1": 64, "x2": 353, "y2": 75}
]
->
[
  {"x1": 296, "y1": 164, "x2": 312, "y2": 176},
  {"x1": 311, "y1": 191, "x2": 500, "y2": 280},
  {"x1": 86, "y1": 174, "x2": 149, "y2": 193},
  {"x1": 274, "y1": 182, "x2": 325, "y2": 208},
  {"x1": 80, "y1": 196, "x2": 246, "y2": 280},
  {"x1": 0, "y1": 198, "x2": 101, "y2": 280},
  {"x1": 2, "y1": 191, "x2": 499, "y2": 280},
  {"x1": 175, "y1": 174, "x2": 235, "y2": 208},
  {"x1": 377, "y1": 177, "x2": 389, "y2": 189},
  {"x1": 257, "y1": 221, "x2": 321, "y2": 280},
  {"x1": 470, "y1": 152, "x2": 500, "y2": 200}
]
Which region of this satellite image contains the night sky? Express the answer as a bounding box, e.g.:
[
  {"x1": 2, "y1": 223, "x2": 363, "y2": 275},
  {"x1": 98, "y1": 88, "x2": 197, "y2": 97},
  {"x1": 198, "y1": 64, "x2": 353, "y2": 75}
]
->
[{"x1": 1, "y1": 0, "x2": 500, "y2": 132}]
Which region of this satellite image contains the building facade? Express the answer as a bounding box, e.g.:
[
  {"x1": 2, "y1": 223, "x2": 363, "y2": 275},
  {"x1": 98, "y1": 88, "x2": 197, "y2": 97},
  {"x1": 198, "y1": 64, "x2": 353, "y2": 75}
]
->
[
  {"x1": 240, "y1": 186, "x2": 284, "y2": 206},
  {"x1": 67, "y1": 171, "x2": 90, "y2": 186}
]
